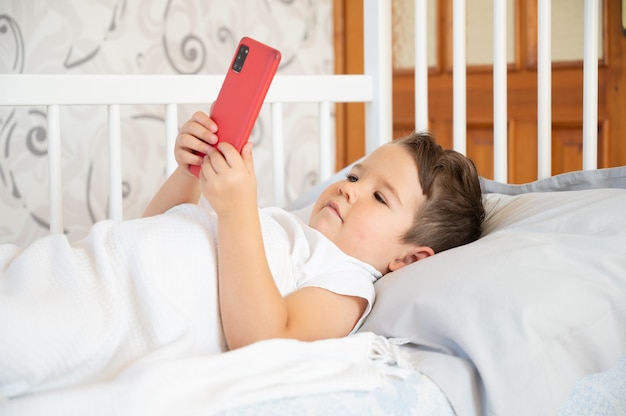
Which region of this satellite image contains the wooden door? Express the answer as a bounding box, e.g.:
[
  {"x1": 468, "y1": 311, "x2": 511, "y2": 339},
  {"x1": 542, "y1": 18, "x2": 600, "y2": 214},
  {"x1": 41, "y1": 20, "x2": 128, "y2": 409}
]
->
[{"x1": 335, "y1": 0, "x2": 626, "y2": 183}]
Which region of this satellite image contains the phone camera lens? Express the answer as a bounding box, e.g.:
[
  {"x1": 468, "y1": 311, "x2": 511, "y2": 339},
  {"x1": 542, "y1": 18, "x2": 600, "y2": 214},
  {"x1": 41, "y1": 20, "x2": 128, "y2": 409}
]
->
[{"x1": 232, "y1": 45, "x2": 249, "y2": 73}]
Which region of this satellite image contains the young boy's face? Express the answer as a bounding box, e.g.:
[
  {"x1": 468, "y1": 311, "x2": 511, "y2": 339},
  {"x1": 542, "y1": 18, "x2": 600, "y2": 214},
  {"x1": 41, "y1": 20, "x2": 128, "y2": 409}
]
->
[{"x1": 309, "y1": 143, "x2": 428, "y2": 274}]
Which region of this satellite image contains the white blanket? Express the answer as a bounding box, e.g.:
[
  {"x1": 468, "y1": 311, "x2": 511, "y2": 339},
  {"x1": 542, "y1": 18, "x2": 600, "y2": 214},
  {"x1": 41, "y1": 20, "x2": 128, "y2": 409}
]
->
[
  {"x1": 1, "y1": 205, "x2": 223, "y2": 398},
  {"x1": 0, "y1": 206, "x2": 412, "y2": 414},
  {"x1": 0, "y1": 332, "x2": 411, "y2": 415}
]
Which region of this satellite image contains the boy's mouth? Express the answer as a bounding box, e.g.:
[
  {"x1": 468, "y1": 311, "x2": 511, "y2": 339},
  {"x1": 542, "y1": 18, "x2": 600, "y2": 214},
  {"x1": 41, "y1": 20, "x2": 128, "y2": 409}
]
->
[{"x1": 325, "y1": 201, "x2": 343, "y2": 222}]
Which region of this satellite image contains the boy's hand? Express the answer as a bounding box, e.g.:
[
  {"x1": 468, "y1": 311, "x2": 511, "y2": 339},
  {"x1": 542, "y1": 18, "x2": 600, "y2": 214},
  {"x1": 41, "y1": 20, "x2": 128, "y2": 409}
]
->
[
  {"x1": 175, "y1": 111, "x2": 218, "y2": 176},
  {"x1": 200, "y1": 141, "x2": 257, "y2": 216}
]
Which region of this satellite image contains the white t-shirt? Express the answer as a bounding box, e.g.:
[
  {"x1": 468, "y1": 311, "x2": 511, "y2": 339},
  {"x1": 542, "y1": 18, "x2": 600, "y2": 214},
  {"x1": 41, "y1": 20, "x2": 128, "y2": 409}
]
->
[
  {"x1": 257, "y1": 207, "x2": 381, "y2": 332},
  {"x1": 178, "y1": 201, "x2": 380, "y2": 332}
]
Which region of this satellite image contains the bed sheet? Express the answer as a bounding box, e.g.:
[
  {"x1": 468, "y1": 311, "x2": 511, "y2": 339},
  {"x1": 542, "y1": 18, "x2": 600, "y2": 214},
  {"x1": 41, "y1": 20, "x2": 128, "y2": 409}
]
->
[
  {"x1": 559, "y1": 355, "x2": 626, "y2": 415},
  {"x1": 216, "y1": 343, "x2": 475, "y2": 416},
  {"x1": 217, "y1": 372, "x2": 452, "y2": 416}
]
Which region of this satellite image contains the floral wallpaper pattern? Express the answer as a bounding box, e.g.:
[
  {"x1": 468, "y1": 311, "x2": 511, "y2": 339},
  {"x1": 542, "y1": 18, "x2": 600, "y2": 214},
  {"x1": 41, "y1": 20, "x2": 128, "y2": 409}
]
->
[{"x1": 0, "y1": 0, "x2": 333, "y2": 246}]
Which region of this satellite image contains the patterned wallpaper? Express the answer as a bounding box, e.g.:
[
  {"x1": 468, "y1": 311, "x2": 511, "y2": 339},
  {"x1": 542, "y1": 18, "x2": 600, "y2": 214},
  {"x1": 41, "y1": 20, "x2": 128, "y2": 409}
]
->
[{"x1": 0, "y1": 0, "x2": 333, "y2": 246}]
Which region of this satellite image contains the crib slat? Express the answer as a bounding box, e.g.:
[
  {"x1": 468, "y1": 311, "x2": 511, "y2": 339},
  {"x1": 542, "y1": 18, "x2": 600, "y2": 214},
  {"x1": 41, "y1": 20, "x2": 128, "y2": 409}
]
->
[
  {"x1": 271, "y1": 103, "x2": 285, "y2": 207},
  {"x1": 493, "y1": 0, "x2": 508, "y2": 183},
  {"x1": 582, "y1": 0, "x2": 599, "y2": 170},
  {"x1": 363, "y1": 0, "x2": 392, "y2": 152},
  {"x1": 537, "y1": 0, "x2": 552, "y2": 179},
  {"x1": 47, "y1": 105, "x2": 63, "y2": 234},
  {"x1": 108, "y1": 104, "x2": 123, "y2": 220},
  {"x1": 452, "y1": 0, "x2": 466, "y2": 155},
  {"x1": 414, "y1": 0, "x2": 429, "y2": 131},
  {"x1": 165, "y1": 104, "x2": 178, "y2": 176},
  {"x1": 319, "y1": 101, "x2": 334, "y2": 182}
]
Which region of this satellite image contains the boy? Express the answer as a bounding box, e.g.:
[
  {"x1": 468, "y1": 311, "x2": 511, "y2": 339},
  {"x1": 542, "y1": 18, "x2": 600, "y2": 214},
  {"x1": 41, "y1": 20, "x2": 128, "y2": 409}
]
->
[
  {"x1": 144, "y1": 111, "x2": 485, "y2": 350},
  {"x1": 0, "y1": 111, "x2": 483, "y2": 398}
]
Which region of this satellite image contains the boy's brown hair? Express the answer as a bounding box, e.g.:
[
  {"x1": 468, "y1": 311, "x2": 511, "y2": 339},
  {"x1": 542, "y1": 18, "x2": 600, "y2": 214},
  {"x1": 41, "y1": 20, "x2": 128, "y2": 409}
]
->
[{"x1": 393, "y1": 131, "x2": 485, "y2": 253}]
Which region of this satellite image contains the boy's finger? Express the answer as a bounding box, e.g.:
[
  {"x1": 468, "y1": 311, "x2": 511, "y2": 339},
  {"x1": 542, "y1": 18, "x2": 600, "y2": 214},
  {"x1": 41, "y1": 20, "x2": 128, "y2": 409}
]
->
[
  {"x1": 206, "y1": 146, "x2": 230, "y2": 172},
  {"x1": 241, "y1": 142, "x2": 254, "y2": 157},
  {"x1": 192, "y1": 111, "x2": 218, "y2": 133},
  {"x1": 241, "y1": 142, "x2": 254, "y2": 171},
  {"x1": 215, "y1": 142, "x2": 242, "y2": 166},
  {"x1": 178, "y1": 131, "x2": 203, "y2": 149},
  {"x1": 184, "y1": 123, "x2": 217, "y2": 148},
  {"x1": 174, "y1": 146, "x2": 203, "y2": 171}
]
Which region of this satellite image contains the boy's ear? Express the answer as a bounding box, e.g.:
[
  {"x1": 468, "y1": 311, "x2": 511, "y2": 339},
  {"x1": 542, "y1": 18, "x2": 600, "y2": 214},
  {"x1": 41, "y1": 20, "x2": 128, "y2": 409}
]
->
[{"x1": 388, "y1": 246, "x2": 434, "y2": 272}]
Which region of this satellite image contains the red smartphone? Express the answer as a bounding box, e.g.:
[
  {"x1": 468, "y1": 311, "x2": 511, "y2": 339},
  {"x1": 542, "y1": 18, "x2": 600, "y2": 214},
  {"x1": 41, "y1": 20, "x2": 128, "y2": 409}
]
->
[{"x1": 189, "y1": 37, "x2": 281, "y2": 177}]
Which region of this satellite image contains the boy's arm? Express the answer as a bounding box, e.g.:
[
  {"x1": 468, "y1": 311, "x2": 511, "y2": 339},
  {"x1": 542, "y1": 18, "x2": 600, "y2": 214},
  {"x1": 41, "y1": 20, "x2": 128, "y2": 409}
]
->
[
  {"x1": 217, "y1": 205, "x2": 367, "y2": 349},
  {"x1": 142, "y1": 167, "x2": 201, "y2": 217},
  {"x1": 142, "y1": 111, "x2": 218, "y2": 217},
  {"x1": 202, "y1": 142, "x2": 366, "y2": 350}
]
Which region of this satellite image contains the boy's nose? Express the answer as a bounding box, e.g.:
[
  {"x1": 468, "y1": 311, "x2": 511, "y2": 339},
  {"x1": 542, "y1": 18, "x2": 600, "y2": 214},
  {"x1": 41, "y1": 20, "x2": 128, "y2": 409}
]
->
[{"x1": 339, "y1": 182, "x2": 357, "y2": 202}]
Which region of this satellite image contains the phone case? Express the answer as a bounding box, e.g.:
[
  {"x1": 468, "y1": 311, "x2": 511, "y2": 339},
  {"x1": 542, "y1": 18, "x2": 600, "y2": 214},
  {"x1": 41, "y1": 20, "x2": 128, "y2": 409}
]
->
[{"x1": 190, "y1": 37, "x2": 281, "y2": 177}]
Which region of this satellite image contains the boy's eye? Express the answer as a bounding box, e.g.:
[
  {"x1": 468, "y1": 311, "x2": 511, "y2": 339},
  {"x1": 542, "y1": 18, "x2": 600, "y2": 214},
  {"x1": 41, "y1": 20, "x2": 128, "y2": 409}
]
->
[
  {"x1": 374, "y1": 192, "x2": 387, "y2": 205},
  {"x1": 346, "y1": 174, "x2": 358, "y2": 182}
]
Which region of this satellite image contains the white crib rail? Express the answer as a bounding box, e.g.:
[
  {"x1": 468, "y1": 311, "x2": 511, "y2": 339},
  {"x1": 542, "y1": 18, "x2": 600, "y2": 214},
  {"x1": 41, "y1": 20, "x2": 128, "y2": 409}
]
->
[
  {"x1": 411, "y1": 0, "x2": 599, "y2": 183},
  {"x1": 537, "y1": 0, "x2": 552, "y2": 179},
  {"x1": 0, "y1": 0, "x2": 601, "y2": 236},
  {"x1": 492, "y1": 0, "x2": 508, "y2": 183},
  {"x1": 582, "y1": 0, "x2": 599, "y2": 171},
  {"x1": 414, "y1": 0, "x2": 429, "y2": 131},
  {"x1": 452, "y1": 0, "x2": 467, "y2": 157},
  {"x1": 107, "y1": 104, "x2": 123, "y2": 221},
  {"x1": 0, "y1": 74, "x2": 376, "y2": 233},
  {"x1": 46, "y1": 104, "x2": 63, "y2": 235},
  {"x1": 364, "y1": 0, "x2": 393, "y2": 154},
  {"x1": 0, "y1": 74, "x2": 374, "y2": 106}
]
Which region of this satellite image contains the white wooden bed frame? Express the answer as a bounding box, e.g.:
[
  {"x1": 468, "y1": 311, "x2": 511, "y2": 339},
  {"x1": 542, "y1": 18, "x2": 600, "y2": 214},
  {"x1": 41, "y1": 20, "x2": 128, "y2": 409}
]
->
[{"x1": 0, "y1": 0, "x2": 601, "y2": 235}]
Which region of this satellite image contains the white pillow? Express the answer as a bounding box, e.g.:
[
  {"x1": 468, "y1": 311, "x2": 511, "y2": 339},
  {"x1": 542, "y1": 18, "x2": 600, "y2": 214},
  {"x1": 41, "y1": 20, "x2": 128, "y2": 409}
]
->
[
  {"x1": 360, "y1": 187, "x2": 626, "y2": 416},
  {"x1": 480, "y1": 165, "x2": 626, "y2": 194}
]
